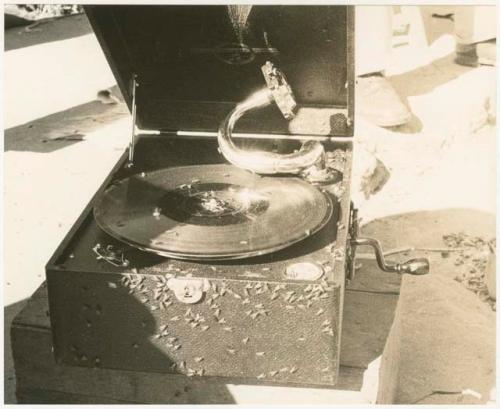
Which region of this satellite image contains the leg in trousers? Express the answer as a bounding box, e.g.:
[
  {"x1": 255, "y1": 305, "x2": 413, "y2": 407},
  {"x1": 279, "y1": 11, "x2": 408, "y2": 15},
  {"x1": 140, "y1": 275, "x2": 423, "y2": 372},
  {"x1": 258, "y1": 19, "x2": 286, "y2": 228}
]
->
[
  {"x1": 355, "y1": 6, "x2": 412, "y2": 127},
  {"x1": 454, "y1": 6, "x2": 496, "y2": 67}
]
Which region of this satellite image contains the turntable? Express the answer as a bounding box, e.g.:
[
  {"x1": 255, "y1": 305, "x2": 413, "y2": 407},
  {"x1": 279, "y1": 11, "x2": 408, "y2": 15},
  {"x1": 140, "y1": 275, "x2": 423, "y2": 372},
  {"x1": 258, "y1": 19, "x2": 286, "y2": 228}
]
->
[{"x1": 46, "y1": 5, "x2": 428, "y2": 387}]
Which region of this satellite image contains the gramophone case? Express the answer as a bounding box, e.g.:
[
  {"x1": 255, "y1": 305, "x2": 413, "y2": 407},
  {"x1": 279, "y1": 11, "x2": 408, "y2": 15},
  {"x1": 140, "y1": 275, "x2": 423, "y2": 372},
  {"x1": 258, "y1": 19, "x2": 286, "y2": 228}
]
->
[{"x1": 46, "y1": 5, "x2": 355, "y2": 387}]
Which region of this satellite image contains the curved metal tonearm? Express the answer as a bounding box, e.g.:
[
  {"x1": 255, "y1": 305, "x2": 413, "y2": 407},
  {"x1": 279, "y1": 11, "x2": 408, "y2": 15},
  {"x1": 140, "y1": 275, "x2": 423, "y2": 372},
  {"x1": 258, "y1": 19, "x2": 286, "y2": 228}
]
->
[{"x1": 217, "y1": 62, "x2": 325, "y2": 175}]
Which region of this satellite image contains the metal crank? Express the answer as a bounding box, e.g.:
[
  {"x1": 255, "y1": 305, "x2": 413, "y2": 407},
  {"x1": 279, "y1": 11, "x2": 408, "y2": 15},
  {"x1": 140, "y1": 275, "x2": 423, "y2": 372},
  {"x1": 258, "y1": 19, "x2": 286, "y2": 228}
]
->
[
  {"x1": 346, "y1": 205, "x2": 429, "y2": 280},
  {"x1": 351, "y1": 238, "x2": 430, "y2": 275}
]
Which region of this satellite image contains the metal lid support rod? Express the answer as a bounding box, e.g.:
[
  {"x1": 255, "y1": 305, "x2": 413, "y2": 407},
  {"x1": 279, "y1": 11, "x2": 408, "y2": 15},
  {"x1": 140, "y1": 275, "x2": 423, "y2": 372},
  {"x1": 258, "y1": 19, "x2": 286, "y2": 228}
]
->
[
  {"x1": 217, "y1": 62, "x2": 325, "y2": 175},
  {"x1": 128, "y1": 75, "x2": 139, "y2": 166}
]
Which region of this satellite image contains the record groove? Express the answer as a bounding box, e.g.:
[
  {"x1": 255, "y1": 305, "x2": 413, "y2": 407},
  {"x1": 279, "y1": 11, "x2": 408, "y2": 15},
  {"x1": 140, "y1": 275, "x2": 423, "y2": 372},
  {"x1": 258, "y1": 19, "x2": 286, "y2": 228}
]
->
[{"x1": 94, "y1": 164, "x2": 333, "y2": 260}]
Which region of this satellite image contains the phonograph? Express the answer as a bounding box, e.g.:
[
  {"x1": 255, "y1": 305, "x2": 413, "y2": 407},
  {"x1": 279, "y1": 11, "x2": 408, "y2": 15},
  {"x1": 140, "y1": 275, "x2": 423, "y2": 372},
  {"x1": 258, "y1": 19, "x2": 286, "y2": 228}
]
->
[{"x1": 46, "y1": 5, "x2": 429, "y2": 387}]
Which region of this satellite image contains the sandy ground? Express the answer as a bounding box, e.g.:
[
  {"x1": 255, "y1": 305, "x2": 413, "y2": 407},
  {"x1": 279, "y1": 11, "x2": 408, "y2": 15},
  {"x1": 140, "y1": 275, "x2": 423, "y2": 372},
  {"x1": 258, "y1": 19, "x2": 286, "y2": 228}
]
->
[{"x1": 3, "y1": 8, "x2": 497, "y2": 404}]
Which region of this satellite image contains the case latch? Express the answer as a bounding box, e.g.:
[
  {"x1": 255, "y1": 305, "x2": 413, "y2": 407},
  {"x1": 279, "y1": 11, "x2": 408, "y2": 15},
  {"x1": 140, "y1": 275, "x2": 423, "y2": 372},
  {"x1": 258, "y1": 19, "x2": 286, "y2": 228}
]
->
[{"x1": 167, "y1": 277, "x2": 210, "y2": 304}]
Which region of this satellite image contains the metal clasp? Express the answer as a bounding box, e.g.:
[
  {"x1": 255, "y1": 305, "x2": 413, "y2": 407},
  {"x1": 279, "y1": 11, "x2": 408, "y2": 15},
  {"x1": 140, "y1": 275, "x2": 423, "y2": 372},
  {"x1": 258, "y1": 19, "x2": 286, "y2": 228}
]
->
[
  {"x1": 167, "y1": 277, "x2": 210, "y2": 304},
  {"x1": 92, "y1": 244, "x2": 130, "y2": 268}
]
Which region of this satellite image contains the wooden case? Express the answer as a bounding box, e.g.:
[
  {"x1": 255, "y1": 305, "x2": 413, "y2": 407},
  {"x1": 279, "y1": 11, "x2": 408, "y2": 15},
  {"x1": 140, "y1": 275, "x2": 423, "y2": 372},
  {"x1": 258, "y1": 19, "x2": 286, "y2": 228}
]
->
[{"x1": 45, "y1": 5, "x2": 355, "y2": 388}]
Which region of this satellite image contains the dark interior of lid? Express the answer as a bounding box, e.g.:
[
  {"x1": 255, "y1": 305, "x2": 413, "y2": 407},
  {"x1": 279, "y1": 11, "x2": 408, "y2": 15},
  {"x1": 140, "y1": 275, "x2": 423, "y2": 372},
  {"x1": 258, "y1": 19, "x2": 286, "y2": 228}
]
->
[{"x1": 85, "y1": 5, "x2": 353, "y2": 136}]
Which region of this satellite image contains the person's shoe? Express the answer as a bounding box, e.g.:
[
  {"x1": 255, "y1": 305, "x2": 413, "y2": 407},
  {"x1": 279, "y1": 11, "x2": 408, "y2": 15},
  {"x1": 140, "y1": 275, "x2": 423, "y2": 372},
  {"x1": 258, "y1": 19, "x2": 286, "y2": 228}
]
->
[
  {"x1": 477, "y1": 40, "x2": 496, "y2": 66},
  {"x1": 356, "y1": 73, "x2": 412, "y2": 128},
  {"x1": 455, "y1": 39, "x2": 496, "y2": 67}
]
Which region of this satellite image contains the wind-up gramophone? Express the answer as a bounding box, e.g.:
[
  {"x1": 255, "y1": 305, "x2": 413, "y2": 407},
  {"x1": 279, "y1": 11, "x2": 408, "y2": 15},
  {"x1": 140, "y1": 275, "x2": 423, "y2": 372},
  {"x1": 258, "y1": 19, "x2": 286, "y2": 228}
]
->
[{"x1": 46, "y1": 5, "x2": 428, "y2": 387}]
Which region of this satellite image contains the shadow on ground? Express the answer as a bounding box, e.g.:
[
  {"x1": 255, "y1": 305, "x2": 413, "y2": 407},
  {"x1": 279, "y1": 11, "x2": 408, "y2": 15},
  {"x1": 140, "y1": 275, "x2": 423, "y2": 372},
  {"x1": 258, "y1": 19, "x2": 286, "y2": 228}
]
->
[
  {"x1": 4, "y1": 85, "x2": 127, "y2": 154},
  {"x1": 4, "y1": 299, "x2": 29, "y2": 404},
  {"x1": 5, "y1": 14, "x2": 93, "y2": 52},
  {"x1": 390, "y1": 53, "x2": 475, "y2": 99},
  {"x1": 383, "y1": 53, "x2": 476, "y2": 136}
]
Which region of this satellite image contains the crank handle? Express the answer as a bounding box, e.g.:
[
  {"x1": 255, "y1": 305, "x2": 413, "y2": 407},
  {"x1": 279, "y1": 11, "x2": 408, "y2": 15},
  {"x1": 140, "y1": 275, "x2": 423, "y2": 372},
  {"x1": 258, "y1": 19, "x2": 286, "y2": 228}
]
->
[
  {"x1": 351, "y1": 238, "x2": 429, "y2": 275},
  {"x1": 397, "y1": 258, "x2": 430, "y2": 275}
]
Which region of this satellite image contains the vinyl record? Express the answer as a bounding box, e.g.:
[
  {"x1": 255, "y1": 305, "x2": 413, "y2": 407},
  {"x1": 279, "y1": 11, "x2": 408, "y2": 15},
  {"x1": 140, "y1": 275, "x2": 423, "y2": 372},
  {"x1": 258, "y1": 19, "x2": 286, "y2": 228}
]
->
[{"x1": 94, "y1": 164, "x2": 333, "y2": 260}]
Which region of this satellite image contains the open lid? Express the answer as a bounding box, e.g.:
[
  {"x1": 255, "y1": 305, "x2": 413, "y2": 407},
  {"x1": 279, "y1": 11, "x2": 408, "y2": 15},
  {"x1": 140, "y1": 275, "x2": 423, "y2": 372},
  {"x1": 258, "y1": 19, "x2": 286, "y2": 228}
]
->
[{"x1": 85, "y1": 5, "x2": 354, "y2": 137}]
